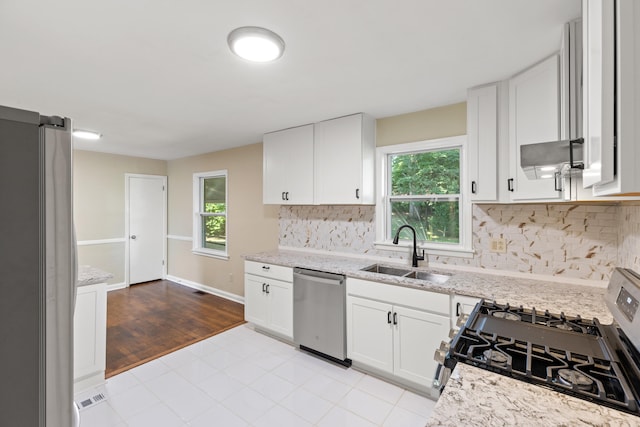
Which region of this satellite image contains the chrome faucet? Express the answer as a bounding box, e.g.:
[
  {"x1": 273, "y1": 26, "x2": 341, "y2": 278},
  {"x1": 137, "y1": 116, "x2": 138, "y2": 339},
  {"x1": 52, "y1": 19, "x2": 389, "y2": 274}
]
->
[{"x1": 392, "y1": 224, "x2": 425, "y2": 267}]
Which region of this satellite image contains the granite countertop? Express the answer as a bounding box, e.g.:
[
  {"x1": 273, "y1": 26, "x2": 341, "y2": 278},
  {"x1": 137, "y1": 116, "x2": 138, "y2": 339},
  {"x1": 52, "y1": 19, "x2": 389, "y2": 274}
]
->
[
  {"x1": 245, "y1": 250, "x2": 611, "y2": 321},
  {"x1": 77, "y1": 265, "x2": 112, "y2": 287},
  {"x1": 244, "y1": 250, "x2": 640, "y2": 424},
  {"x1": 427, "y1": 364, "x2": 639, "y2": 426}
]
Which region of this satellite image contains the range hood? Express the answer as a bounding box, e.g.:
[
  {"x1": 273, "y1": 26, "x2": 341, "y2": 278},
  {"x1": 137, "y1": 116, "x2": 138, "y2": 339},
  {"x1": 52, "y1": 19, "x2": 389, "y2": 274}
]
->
[
  {"x1": 520, "y1": 138, "x2": 584, "y2": 180},
  {"x1": 520, "y1": 18, "x2": 583, "y2": 181}
]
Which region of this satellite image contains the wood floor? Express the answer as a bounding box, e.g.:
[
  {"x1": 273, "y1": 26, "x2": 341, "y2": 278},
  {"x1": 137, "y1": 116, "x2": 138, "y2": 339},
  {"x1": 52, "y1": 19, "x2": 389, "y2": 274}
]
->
[{"x1": 106, "y1": 280, "x2": 245, "y2": 377}]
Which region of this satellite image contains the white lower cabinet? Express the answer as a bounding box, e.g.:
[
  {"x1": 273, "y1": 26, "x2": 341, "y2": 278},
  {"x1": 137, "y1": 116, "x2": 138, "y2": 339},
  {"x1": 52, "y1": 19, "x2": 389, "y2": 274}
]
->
[
  {"x1": 451, "y1": 294, "x2": 481, "y2": 320},
  {"x1": 393, "y1": 305, "x2": 450, "y2": 385},
  {"x1": 74, "y1": 282, "x2": 107, "y2": 391},
  {"x1": 346, "y1": 278, "x2": 450, "y2": 392},
  {"x1": 244, "y1": 262, "x2": 293, "y2": 340},
  {"x1": 348, "y1": 297, "x2": 394, "y2": 372}
]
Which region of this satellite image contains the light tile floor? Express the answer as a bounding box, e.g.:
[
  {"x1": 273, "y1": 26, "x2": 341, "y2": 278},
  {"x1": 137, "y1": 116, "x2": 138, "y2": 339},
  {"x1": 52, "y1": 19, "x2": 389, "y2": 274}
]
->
[{"x1": 76, "y1": 324, "x2": 437, "y2": 427}]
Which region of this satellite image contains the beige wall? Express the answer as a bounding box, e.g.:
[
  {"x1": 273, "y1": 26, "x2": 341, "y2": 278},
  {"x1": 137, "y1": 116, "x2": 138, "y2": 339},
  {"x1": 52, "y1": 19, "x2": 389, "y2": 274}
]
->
[
  {"x1": 376, "y1": 102, "x2": 466, "y2": 146},
  {"x1": 167, "y1": 143, "x2": 279, "y2": 297},
  {"x1": 74, "y1": 150, "x2": 167, "y2": 284}
]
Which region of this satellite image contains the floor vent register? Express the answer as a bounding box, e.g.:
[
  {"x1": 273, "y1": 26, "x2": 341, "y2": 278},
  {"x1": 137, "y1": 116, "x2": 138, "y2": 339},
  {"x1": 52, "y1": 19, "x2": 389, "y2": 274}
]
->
[{"x1": 76, "y1": 392, "x2": 106, "y2": 411}]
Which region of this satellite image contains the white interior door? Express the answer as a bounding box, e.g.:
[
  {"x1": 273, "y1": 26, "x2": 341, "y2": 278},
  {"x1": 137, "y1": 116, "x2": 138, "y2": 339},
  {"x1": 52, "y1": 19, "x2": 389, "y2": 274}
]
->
[{"x1": 127, "y1": 175, "x2": 166, "y2": 285}]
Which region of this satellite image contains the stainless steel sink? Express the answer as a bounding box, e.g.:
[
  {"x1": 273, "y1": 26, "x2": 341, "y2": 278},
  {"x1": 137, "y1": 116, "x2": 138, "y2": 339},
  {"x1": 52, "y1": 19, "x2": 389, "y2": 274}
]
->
[
  {"x1": 361, "y1": 264, "x2": 451, "y2": 284},
  {"x1": 407, "y1": 271, "x2": 451, "y2": 285},
  {"x1": 361, "y1": 264, "x2": 413, "y2": 277}
]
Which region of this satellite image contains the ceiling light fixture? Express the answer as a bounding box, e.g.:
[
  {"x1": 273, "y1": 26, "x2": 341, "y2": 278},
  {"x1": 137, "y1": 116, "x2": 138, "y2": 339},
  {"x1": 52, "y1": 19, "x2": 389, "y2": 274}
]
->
[
  {"x1": 72, "y1": 129, "x2": 102, "y2": 140},
  {"x1": 227, "y1": 26, "x2": 285, "y2": 62}
]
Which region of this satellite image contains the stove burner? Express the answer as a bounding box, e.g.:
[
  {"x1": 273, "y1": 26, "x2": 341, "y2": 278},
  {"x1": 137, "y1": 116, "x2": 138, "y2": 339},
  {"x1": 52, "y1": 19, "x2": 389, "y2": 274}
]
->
[
  {"x1": 554, "y1": 323, "x2": 575, "y2": 331},
  {"x1": 482, "y1": 349, "x2": 508, "y2": 367},
  {"x1": 492, "y1": 311, "x2": 521, "y2": 321},
  {"x1": 557, "y1": 369, "x2": 594, "y2": 390}
]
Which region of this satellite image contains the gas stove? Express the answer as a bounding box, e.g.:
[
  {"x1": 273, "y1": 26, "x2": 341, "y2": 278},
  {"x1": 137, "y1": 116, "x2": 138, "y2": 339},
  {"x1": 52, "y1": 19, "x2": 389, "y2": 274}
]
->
[{"x1": 439, "y1": 268, "x2": 640, "y2": 417}]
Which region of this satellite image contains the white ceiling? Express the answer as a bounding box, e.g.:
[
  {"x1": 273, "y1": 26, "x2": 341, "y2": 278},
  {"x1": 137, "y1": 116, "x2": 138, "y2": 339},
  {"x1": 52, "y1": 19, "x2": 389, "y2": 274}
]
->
[{"x1": 0, "y1": 0, "x2": 580, "y2": 160}]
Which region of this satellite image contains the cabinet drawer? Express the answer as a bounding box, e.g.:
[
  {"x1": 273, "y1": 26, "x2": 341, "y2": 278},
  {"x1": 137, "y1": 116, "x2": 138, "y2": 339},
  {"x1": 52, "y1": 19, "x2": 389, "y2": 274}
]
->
[
  {"x1": 245, "y1": 261, "x2": 293, "y2": 282},
  {"x1": 347, "y1": 278, "x2": 449, "y2": 316}
]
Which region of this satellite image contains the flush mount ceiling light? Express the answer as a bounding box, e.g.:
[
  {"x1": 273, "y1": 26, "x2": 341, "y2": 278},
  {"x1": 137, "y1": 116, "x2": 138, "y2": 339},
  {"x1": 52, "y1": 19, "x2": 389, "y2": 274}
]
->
[
  {"x1": 72, "y1": 129, "x2": 102, "y2": 140},
  {"x1": 227, "y1": 26, "x2": 285, "y2": 62}
]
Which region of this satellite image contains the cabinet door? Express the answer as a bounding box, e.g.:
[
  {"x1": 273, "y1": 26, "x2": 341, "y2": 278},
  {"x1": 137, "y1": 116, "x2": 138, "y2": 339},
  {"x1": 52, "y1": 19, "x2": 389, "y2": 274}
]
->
[
  {"x1": 265, "y1": 278, "x2": 293, "y2": 339},
  {"x1": 468, "y1": 84, "x2": 498, "y2": 201},
  {"x1": 315, "y1": 114, "x2": 375, "y2": 204},
  {"x1": 582, "y1": 0, "x2": 615, "y2": 189},
  {"x1": 508, "y1": 54, "x2": 564, "y2": 201},
  {"x1": 74, "y1": 283, "x2": 106, "y2": 382},
  {"x1": 451, "y1": 295, "x2": 481, "y2": 329},
  {"x1": 347, "y1": 296, "x2": 393, "y2": 373},
  {"x1": 263, "y1": 124, "x2": 314, "y2": 204},
  {"x1": 244, "y1": 274, "x2": 268, "y2": 327},
  {"x1": 393, "y1": 306, "x2": 449, "y2": 386}
]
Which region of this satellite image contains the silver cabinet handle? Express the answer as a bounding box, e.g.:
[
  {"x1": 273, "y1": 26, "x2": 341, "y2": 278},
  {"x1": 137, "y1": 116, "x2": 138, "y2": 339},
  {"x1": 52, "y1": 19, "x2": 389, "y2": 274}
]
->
[{"x1": 130, "y1": 235, "x2": 137, "y2": 240}]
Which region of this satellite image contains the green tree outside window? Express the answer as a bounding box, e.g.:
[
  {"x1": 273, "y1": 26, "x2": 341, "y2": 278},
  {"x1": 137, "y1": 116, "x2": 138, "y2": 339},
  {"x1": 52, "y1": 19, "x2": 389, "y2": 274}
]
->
[{"x1": 389, "y1": 149, "x2": 460, "y2": 243}]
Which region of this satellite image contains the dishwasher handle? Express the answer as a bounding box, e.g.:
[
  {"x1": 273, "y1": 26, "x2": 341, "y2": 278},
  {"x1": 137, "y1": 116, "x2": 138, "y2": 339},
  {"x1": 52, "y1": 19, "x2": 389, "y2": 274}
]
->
[{"x1": 293, "y1": 271, "x2": 344, "y2": 286}]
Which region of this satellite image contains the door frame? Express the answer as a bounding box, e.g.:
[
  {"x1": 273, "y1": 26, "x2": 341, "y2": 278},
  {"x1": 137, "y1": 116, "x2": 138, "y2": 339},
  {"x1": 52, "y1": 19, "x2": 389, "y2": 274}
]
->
[{"x1": 124, "y1": 173, "x2": 168, "y2": 287}]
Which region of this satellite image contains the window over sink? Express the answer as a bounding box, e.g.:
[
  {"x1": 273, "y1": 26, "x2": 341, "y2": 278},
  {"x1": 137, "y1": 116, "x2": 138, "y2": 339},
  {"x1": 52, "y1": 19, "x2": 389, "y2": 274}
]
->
[
  {"x1": 375, "y1": 136, "x2": 473, "y2": 258},
  {"x1": 192, "y1": 170, "x2": 228, "y2": 259}
]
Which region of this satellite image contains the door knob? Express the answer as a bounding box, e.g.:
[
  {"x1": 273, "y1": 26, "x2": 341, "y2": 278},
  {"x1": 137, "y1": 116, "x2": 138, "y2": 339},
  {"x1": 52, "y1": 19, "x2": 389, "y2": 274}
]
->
[{"x1": 130, "y1": 235, "x2": 137, "y2": 240}]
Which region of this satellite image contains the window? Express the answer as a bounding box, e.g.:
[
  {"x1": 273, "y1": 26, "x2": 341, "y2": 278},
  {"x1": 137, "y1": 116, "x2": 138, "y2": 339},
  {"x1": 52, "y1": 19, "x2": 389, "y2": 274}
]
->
[
  {"x1": 376, "y1": 136, "x2": 472, "y2": 257},
  {"x1": 193, "y1": 170, "x2": 228, "y2": 259}
]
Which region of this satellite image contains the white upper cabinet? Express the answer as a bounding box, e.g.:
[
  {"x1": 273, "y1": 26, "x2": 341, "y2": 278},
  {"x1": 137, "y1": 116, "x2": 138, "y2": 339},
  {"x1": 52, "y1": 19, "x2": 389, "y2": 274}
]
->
[
  {"x1": 263, "y1": 124, "x2": 314, "y2": 204},
  {"x1": 314, "y1": 113, "x2": 376, "y2": 204},
  {"x1": 583, "y1": 0, "x2": 640, "y2": 196},
  {"x1": 508, "y1": 54, "x2": 564, "y2": 201},
  {"x1": 467, "y1": 83, "x2": 499, "y2": 202},
  {"x1": 582, "y1": 0, "x2": 615, "y2": 189}
]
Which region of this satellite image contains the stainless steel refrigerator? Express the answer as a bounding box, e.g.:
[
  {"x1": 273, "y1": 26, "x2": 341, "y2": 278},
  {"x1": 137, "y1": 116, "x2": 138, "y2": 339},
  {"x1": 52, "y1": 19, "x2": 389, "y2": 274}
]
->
[{"x1": 0, "y1": 105, "x2": 77, "y2": 426}]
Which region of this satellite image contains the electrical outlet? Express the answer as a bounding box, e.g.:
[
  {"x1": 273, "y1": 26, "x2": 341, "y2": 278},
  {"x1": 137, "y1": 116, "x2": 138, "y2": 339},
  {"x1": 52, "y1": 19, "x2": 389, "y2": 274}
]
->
[
  {"x1": 228, "y1": 273, "x2": 233, "y2": 283},
  {"x1": 490, "y1": 238, "x2": 507, "y2": 253}
]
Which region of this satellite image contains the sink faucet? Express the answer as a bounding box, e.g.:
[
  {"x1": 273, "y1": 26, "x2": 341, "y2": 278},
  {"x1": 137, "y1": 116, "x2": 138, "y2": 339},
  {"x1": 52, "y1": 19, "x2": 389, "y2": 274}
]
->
[{"x1": 392, "y1": 225, "x2": 425, "y2": 267}]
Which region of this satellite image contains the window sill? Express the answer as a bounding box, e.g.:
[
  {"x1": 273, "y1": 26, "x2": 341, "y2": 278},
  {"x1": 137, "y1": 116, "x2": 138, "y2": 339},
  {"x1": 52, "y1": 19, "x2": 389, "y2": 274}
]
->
[
  {"x1": 191, "y1": 248, "x2": 229, "y2": 260},
  {"x1": 374, "y1": 241, "x2": 475, "y2": 259}
]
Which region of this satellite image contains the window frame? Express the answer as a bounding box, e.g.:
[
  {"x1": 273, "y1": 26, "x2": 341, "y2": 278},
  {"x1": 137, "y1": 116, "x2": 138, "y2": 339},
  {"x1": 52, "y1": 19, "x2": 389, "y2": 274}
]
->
[
  {"x1": 192, "y1": 169, "x2": 229, "y2": 260},
  {"x1": 374, "y1": 135, "x2": 474, "y2": 258}
]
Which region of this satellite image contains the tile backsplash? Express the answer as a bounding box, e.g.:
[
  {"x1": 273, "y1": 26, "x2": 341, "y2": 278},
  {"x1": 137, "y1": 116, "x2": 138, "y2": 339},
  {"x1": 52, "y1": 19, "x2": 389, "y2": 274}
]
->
[
  {"x1": 279, "y1": 202, "x2": 640, "y2": 282},
  {"x1": 618, "y1": 203, "x2": 640, "y2": 274}
]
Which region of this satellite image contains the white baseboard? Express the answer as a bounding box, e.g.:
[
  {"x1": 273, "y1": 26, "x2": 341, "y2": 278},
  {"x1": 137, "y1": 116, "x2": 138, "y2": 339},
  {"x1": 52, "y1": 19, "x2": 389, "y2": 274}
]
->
[
  {"x1": 106, "y1": 282, "x2": 127, "y2": 292},
  {"x1": 74, "y1": 372, "x2": 106, "y2": 395},
  {"x1": 165, "y1": 274, "x2": 244, "y2": 304}
]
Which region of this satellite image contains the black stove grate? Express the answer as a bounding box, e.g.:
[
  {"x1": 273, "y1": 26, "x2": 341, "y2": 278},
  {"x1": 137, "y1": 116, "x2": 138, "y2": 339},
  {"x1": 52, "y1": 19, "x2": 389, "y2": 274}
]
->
[{"x1": 446, "y1": 300, "x2": 640, "y2": 417}]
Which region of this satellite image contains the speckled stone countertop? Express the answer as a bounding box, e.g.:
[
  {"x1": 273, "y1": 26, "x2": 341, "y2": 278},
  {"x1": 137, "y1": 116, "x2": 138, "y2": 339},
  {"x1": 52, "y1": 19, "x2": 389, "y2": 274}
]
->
[
  {"x1": 245, "y1": 250, "x2": 640, "y2": 424},
  {"x1": 77, "y1": 265, "x2": 112, "y2": 287},
  {"x1": 245, "y1": 250, "x2": 611, "y2": 321},
  {"x1": 427, "y1": 364, "x2": 639, "y2": 426}
]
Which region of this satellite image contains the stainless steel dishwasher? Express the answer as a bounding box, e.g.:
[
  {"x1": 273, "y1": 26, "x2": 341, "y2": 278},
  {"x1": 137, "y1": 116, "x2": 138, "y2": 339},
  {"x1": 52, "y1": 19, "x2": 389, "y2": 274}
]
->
[{"x1": 293, "y1": 268, "x2": 350, "y2": 365}]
